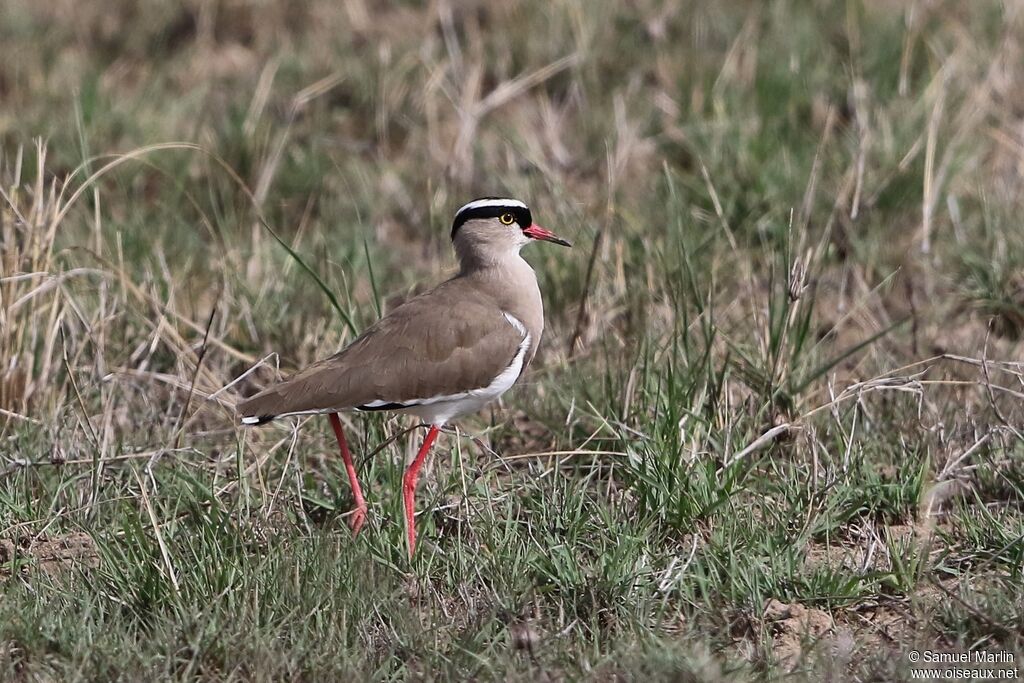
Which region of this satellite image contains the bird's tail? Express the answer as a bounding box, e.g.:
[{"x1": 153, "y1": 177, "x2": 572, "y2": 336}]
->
[{"x1": 236, "y1": 387, "x2": 283, "y2": 426}]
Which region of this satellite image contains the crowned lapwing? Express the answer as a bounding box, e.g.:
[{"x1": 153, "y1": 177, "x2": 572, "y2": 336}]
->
[{"x1": 238, "y1": 198, "x2": 571, "y2": 557}]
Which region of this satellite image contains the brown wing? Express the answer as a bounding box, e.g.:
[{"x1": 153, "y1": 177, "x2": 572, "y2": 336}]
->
[{"x1": 237, "y1": 280, "x2": 524, "y2": 421}]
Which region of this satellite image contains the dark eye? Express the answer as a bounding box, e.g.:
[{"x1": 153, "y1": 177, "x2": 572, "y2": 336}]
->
[{"x1": 499, "y1": 213, "x2": 515, "y2": 225}]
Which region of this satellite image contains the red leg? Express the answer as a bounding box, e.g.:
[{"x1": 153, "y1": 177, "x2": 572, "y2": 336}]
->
[
  {"x1": 403, "y1": 424, "x2": 440, "y2": 558},
  {"x1": 328, "y1": 413, "x2": 367, "y2": 535}
]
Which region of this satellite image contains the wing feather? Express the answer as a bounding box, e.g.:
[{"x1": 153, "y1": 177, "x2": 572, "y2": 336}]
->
[{"x1": 237, "y1": 280, "x2": 525, "y2": 420}]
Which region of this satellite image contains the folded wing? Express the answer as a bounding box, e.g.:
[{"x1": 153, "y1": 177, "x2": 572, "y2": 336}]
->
[{"x1": 237, "y1": 282, "x2": 525, "y2": 423}]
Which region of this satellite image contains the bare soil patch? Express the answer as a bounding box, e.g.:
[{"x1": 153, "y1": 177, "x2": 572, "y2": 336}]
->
[{"x1": 0, "y1": 532, "x2": 99, "y2": 580}]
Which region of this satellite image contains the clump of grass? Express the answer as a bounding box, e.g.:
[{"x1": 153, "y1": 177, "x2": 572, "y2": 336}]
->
[
  {"x1": 957, "y1": 210, "x2": 1024, "y2": 339},
  {"x1": 0, "y1": 142, "x2": 61, "y2": 420}
]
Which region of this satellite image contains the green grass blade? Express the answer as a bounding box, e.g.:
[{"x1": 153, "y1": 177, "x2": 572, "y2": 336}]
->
[
  {"x1": 257, "y1": 215, "x2": 359, "y2": 336},
  {"x1": 792, "y1": 316, "x2": 910, "y2": 395}
]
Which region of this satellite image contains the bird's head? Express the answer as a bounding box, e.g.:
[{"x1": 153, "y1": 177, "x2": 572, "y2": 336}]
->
[{"x1": 451, "y1": 197, "x2": 571, "y2": 266}]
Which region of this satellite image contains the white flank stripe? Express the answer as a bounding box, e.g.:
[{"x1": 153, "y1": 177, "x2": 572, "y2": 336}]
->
[
  {"x1": 360, "y1": 399, "x2": 401, "y2": 408},
  {"x1": 502, "y1": 311, "x2": 527, "y2": 337},
  {"x1": 482, "y1": 314, "x2": 531, "y2": 396},
  {"x1": 240, "y1": 416, "x2": 262, "y2": 425}
]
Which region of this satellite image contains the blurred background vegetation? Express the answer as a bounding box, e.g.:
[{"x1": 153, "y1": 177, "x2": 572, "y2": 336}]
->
[{"x1": 1, "y1": 1, "x2": 1022, "y2": 680}]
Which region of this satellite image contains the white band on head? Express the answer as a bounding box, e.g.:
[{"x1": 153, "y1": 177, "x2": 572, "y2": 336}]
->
[{"x1": 455, "y1": 198, "x2": 527, "y2": 218}]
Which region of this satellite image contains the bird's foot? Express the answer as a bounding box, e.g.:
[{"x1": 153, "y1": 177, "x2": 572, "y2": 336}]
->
[{"x1": 348, "y1": 504, "x2": 368, "y2": 536}]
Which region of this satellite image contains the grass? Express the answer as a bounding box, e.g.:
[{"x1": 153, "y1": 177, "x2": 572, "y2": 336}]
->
[{"x1": 2, "y1": 0, "x2": 1024, "y2": 680}]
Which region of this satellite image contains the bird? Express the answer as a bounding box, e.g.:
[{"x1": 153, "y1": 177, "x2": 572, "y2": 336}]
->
[{"x1": 238, "y1": 197, "x2": 571, "y2": 557}]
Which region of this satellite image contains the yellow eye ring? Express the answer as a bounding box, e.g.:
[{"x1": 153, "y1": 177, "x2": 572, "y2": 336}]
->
[{"x1": 499, "y1": 212, "x2": 515, "y2": 225}]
